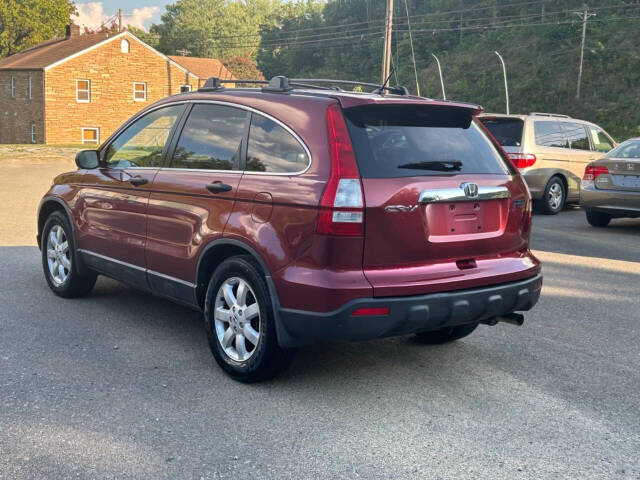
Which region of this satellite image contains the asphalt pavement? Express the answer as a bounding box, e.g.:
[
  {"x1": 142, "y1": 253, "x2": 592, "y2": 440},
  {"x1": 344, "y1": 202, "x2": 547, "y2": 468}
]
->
[{"x1": 1, "y1": 203, "x2": 639, "y2": 479}]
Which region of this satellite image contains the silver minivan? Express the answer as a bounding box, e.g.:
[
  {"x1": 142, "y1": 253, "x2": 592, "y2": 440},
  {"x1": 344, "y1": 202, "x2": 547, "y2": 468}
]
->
[{"x1": 479, "y1": 113, "x2": 616, "y2": 214}]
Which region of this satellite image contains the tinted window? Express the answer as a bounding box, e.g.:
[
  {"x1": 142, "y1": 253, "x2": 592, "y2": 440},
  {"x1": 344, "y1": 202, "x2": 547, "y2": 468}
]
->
[
  {"x1": 534, "y1": 121, "x2": 568, "y2": 148},
  {"x1": 480, "y1": 118, "x2": 523, "y2": 146},
  {"x1": 171, "y1": 104, "x2": 247, "y2": 170},
  {"x1": 607, "y1": 140, "x2": 640, "y2": 158},
  {"x1": 563, "y1": 123, "x2": 590, "y2": 150},
  {"x1": 588, "y1": 126, "x2": 614, "y2": 152},
  {"x1": 344, "y1": 105, "x2": 512, "y2": 178},
  {"x1": 246, "y1": 114, "x2": 309, "y2": 173},
  {"x1": 104, "y1": 105, "x2": 183, "y2": 168}
]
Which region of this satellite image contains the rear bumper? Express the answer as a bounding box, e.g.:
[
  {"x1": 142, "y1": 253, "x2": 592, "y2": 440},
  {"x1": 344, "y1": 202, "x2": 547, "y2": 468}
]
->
[
  {"x1": 580, "y1": 185, "x2": 640, "y2": 216},
  {"x1": 276, "y1": 273, "x2": 542, "y2": 347}
]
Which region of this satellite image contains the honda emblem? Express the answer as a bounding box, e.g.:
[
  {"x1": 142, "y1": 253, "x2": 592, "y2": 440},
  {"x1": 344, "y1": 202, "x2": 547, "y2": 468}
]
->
[{"x1": 461, "y1": 182, "x2": 479, "y2": 198}]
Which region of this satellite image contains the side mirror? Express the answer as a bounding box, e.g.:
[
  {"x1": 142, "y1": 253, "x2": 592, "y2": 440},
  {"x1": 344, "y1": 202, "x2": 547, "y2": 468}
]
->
[{"x1": 75, "y1": 150, "x2": 99, "y2": 169}]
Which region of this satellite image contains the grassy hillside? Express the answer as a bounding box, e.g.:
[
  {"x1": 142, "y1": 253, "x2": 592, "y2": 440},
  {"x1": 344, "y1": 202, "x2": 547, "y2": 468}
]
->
[{"x1": 257, "y1": 0, "x2": 640, "y2": 140}]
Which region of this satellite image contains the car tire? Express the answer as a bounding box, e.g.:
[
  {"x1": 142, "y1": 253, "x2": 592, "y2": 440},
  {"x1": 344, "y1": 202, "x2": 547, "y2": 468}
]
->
[
  {"x1": 538, "y1": 177, "x2": 566, "y2": 215},
  {"x1": 204, "y1": 255, "x2": 295, "y2": 382},
  {"x1": 586, "y1": 210, "x2": 611, "y2": 228},
  {"x1": 41, "y1": 211, "x2": 97, "y2": 298},
  {"x1": 414, "y1": 323, "x2": 479, "y2": 344}
]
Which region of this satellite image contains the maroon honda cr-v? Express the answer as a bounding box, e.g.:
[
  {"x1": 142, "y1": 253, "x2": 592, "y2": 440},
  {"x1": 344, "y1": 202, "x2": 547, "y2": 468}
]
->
[{"x1": 38, "y1": 76, "x2": 542, "y2": 381}]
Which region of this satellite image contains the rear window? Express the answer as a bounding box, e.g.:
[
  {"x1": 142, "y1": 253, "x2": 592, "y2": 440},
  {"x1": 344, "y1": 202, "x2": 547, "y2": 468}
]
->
[
  {"x1": 344, "y1": 105, "x2": 513, "y2": 178},
  {"x1": 480, "y1": 117, "x2": 524, "y2": 147}
]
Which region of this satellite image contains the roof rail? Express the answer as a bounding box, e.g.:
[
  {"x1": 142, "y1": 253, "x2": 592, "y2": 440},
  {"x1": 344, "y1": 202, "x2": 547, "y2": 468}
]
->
[
  {"x1": 291, "y1": 78, "x2": 408, "y2": 95},
  {"x1": 529, "y1": 112, "x2": 571, "y2": 118},
  {"x1": 198, "y1": 75, "x2": 409, "y2": 95}
]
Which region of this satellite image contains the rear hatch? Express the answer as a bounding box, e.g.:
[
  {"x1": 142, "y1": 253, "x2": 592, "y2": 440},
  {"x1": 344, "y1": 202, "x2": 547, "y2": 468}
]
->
[{"x1": 343, "y1": 104, "x2": 535, "y2": 297}]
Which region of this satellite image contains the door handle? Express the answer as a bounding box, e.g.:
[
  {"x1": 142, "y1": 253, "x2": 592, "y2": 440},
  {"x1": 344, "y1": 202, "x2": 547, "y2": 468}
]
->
[
  {"x1": 129, "y1": 175, "x2": 149, "y2": 187},
  {"x1": 206, "y1": 182, "x2": 233, "y2": 194}
]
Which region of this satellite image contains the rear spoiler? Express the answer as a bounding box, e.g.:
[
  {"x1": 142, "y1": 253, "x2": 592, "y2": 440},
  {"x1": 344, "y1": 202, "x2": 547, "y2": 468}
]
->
[{"x1": 343, "y1": 103, "x2": 482, "y2": 130}]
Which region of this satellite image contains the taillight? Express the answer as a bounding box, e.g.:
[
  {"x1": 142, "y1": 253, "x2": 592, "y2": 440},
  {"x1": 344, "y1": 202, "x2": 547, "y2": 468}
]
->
[
  {"x1": 507, "y1": 153, "x2": 536, "y2": 169},
  {"x1": 317, "y1": 103, "x2": 364, "y2": 236},
  {"x1": 583, "y1": 165, "x2": 609, "y2": 181}
]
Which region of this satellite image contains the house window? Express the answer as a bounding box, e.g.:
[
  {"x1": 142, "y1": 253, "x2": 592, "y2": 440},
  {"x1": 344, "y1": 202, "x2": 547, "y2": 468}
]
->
[
  {"x1": 31, "y1": 124, "x2": 36, "y2": 143},
  {"x1": 11, "y1": 76, "x2": 15, "y2": 98},
  {"x1": 76, "y1": 79, "x2": 90, "y2": 103},
  {"x1": 180, "y1": 85, "x2": 192, "y2": 93},
  {"x1": 82, "y1": 127, "x2": 100, "y2": 145},
  {"x1": 121, "y1": 38, "x2": 130, "y2": 53},
  {"x1": 133, "y1": 82, "x2": 147, "y2": 101},
  {"x1": 28, "y1": 76, "x2": 32, "y2": 99}
]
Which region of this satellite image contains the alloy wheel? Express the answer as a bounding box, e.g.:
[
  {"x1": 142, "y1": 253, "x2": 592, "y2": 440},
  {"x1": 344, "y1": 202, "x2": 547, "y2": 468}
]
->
[
  {"x1": 46, "y1": 224, "x2": 71, "y2": 286},
  {"x1": 548, "y1": 182, "x2": 563, "y2": 211},
  {"x1": 214, "y1": 277, "x2": 261, "y2": 362}
]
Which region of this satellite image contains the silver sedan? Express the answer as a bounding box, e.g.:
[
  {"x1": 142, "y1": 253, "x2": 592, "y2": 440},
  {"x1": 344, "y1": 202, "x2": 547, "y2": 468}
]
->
[{"x1": 580, "y1": 138, "x2": 640, "y2": 227}]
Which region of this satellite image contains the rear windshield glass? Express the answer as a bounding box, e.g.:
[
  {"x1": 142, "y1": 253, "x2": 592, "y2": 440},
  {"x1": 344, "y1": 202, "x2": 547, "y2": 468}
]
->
[
  {"x1": 344, "y1": 105, "x2": 513, "y2": 178},
  {"x1": 480, "y1": 117, "x2": 524, "y2": 147}
]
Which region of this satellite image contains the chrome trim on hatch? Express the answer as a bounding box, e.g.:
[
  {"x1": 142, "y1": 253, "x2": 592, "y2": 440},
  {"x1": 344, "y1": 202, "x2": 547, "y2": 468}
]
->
[{"x1": 418, "y1": 185, "x2": 510, "y2": 203}]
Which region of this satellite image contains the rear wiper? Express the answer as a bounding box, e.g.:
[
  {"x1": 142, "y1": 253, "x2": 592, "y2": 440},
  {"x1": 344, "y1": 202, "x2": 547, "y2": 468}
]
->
[{"x1": 397, "y1": 160, "x2": 463, "y2": 171}]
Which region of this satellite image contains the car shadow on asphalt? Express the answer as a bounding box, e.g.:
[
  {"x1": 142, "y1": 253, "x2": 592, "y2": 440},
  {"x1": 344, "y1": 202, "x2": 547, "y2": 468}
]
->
[{"x1": 532, "y1": 213, "x2": 640, "y2": 263}]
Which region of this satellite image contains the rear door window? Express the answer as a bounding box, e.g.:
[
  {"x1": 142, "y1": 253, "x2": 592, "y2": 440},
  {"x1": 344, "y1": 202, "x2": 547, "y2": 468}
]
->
[
  {"x1": 588, "y1": 126, "x2": 614, "y2": 152},
  {"x1": 562, "y1": 122, "x2": 590, "y2": 150},
  {"x1": 246, "y1": 114, "x2": 310, "y2": 173},
  {"x1": 170, "y1": 104, "x2": 247, "y2": 170},
  {"x1": 480, "y1": 117, "x2": 524, "y2": 147},
  {"x1": 344, "y1": 105, "x2": 512, "y2": 178},
  {"x1": 534, "y1": 121, "x2": 569, "y2": 148}
]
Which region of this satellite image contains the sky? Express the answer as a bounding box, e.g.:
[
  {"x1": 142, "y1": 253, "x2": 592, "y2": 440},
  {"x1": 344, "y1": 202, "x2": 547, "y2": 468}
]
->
[{"x1": 73, "y1": 1, "x2": 164, "y2": 31}]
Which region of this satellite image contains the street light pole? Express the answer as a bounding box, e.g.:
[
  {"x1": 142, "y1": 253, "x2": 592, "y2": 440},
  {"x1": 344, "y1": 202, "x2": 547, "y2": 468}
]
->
[
  {"x1": 431, "y1": 53, "x2": 446, "y2": 100},
  {"x1": 495, "y1": 51, "x2": 509, "y2": 115}
]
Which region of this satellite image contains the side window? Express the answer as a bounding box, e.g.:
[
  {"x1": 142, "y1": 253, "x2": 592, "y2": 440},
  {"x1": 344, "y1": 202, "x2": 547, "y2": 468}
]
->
[
  {"x1": 534, "y1": 121, "x2": 568, "y2": 148},
  {"x1": 104, "y1": 104, "x2": 183, "y2": 168},
  {"x1": 563, "y1": 123, "x2": 590, "y2": 151},
  {"x1": 588, "y1": 126, "x2": 614, "y2": 152},
  {"x1": 171, "y1": 104, "x2": 247, "y2": 170},
  {"x1": 246, "y1": 114, "x2": 310, "y2": 173},
  {"x1": 76, "y1": 79, "x2": 90, "y2": 103}
]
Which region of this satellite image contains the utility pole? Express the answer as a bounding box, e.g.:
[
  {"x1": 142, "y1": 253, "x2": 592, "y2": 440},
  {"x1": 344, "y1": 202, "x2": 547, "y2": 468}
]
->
[
  {"x1": 381, "y1": 0, "x2": 394, "y2": 84},
  {"x1": 431, "y1": 53, "x2": 446, "y2": 100},
  {"x1": 574, "y1": 6, "x2": 596, "y2": 99},
  {"x1": 495, "y1": 51, "x2": 509, "y2": 114},
  {"x1": 118, "y1": 8, "x2": 123, "y2": 32}
]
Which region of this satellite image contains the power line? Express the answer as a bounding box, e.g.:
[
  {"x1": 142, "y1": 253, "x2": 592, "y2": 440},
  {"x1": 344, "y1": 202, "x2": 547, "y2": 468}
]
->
[
  {"x1": 271, "y1": 13, "x2": 640, "y2": 54},
  {"x1": 203, "y1": 11, "x2": 640, "y2": 51},
  {"x1": 210, "y1": 4, "x2": 638, "y2": 50}
]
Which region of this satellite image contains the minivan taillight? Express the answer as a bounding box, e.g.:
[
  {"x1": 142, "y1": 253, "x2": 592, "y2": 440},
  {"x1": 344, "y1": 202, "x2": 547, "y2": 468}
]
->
[
  {"x1": 317, "y1": 103, "x2": 364, "y2": 236},
  {"x1": 507, "y1": 153, "x2": 536, "y2": 169},
  {"x1": 583, "y1": 165, "x2": 609, "y2": 181}
]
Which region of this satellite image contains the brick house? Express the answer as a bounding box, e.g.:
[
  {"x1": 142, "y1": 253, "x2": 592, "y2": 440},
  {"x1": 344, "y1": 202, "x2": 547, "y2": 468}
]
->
[{"x1": 0, "y1": 24, "x2": 234, "y2": 145}]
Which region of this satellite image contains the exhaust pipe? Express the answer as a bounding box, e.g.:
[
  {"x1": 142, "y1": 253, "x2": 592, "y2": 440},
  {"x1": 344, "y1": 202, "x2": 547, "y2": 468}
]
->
[{"x1": 483, "y1": 312, "x2": 524, "y2": 326}]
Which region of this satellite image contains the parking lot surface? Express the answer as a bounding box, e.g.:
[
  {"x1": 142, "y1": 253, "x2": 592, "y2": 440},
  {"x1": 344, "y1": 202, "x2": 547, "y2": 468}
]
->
[{"x1": 1, "y1": 166, "x2": 639, "y2": 479}]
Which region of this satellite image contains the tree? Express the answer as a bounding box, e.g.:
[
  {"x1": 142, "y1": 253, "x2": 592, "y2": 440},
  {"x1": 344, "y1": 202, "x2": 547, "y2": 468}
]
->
[
  {"x1": 150, "y1": 0, "x2": 281, "y2": 59},
  {"x1": 128, "y1": 26, "x2": 161, "y2": 50},
  {"x1": 222, "y1": 52, "x2": 265, "y2": 80},
  {"x1": 0, "y1": 0, "x2": 76, "y2": 58}
]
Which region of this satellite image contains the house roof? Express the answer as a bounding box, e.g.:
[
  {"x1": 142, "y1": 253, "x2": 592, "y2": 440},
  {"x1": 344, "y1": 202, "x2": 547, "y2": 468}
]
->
[
  {"x1": 0, "y1": 31, "x2": 118, "y2": 70},
  {"x1": 168, "y1": 56, "x2": 236, "y2": 81},
  {"x1": 0, "y1": 31, "x2": 199, "y2": 81}
]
